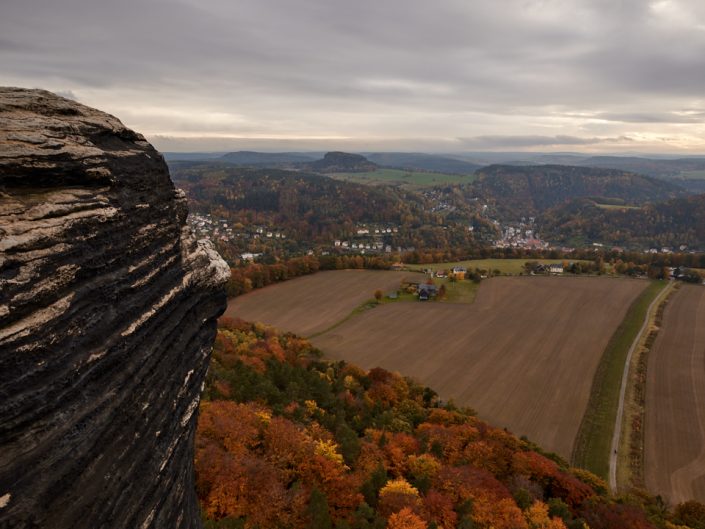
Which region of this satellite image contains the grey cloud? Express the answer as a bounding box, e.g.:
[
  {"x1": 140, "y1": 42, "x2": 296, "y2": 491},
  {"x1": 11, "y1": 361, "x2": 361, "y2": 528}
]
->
[
  {"x1": 1, "y1": 0, "x2": 704, "y2": 152},
  {"x1": 594, "y1": 112, "x2": 705, "y2": 124},
  {"x1": 458, "y1": 135, "x2": 634, "y2": 149}
]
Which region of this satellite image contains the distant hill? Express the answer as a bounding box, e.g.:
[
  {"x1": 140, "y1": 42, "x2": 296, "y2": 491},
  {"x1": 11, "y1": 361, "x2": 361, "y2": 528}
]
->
[
  {"x1": 172, "y1": 165, "x2": 407, "y2": 231},
  {"x1": 308, "y1": 151, "x2": 378, "y2": 173},
  {"x1": 470, "y1": 164, "x2": 685, "y2": 219},
  {"x1": 170, "y1": 164, "x2": 492, "y2": 261},
  {"x1": 220, "y1": 151, "x2": 319, "y2": 165},
  {"x1": 576, "y1": 156, "x2": 705, "y2": 177},
  {"x1": 540, "y1": 193, "x2": 705, "y2": 250},
  {"x1": 364, "y1": 152, "x2": 482, "y2": 175},
  {"x1": 163, "y1": 152, "x2": 227, "y2": 162},
  {"x1": 573, "y1": 156, "x2": 705, "y2": 193}
]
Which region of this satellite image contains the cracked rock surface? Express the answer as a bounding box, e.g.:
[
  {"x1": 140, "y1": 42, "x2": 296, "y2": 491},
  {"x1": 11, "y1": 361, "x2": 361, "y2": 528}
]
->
[{"x1": 0, "y1": 87, "x2": 229, "y2": 529}]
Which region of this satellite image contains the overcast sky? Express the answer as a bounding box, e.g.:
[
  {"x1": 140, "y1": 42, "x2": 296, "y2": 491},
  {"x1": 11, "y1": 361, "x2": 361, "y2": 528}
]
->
[{"x1": 2, "y1": 0, "x2": 705, "y2": 153}]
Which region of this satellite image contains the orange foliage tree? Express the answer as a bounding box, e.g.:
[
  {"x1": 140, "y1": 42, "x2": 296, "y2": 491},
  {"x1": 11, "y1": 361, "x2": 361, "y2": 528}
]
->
[{"x1": 387, "y1": 507, "x2": 428, "y2": 529}]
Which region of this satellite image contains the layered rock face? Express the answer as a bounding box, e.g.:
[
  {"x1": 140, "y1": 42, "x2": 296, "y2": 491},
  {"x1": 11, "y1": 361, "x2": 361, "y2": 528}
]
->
[{"x1": 0, "y1": 88, "x2": 229, "y2": 529}]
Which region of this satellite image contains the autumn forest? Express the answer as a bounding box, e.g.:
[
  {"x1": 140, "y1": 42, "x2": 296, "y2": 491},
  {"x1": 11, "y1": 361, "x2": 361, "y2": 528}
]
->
[{"x1": 195, "y1": 319, "x2": 705, "y2": 529}]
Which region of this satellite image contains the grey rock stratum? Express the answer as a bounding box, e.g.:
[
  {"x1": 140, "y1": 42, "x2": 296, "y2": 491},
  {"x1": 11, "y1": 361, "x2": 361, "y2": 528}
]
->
[{"x1": 0, "y1": 87, "x2": 229, "y2": 529}]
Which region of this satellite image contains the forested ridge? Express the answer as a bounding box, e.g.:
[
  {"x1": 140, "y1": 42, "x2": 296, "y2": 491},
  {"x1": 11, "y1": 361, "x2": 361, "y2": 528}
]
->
[
  {"x1": 195, "y1": 318, "x2": 705, "y2": 529},
  {"x1": 171, "y1": 161, "x2": 705, "y2": 258},
  {"x1": 470, "y1": 165, "x2": 684, "y2": 220},
  {"x1": 173, "y1": 165, "x2": 415, "y2": 231},
  {"x1": 539, "y1": 194, "x2": 705, "y2": 250},
  {"x1": 170, "y1": 164, "x2": 494, "y2": 263}
]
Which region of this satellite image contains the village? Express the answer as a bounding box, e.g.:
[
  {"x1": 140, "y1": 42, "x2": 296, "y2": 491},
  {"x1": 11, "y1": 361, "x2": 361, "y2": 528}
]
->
[
  {"x1": 188, "y1": 213, "x2": 416, "y2": 262},
  {"x1": 189, "y1": 212, "x2": 704, "y2": 281},
  {"x1": 188, "y1": 213, "x2": 288, "y2": 245},
  {"x1": 331, "y1": 223, "x2": 415, "y2": 255},
  {"x1": 492, "y1": 217, "x2": 551, "y2": 251}
]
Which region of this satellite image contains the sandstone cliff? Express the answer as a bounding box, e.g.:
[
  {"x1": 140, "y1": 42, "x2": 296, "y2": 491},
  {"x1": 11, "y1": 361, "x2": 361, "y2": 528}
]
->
[{"x1": 0, "y1": 87, "x2": 229, "y2": 529}]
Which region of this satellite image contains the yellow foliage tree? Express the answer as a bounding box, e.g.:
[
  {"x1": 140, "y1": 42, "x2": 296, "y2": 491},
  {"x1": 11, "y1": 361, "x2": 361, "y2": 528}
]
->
[
  {"x1": 314, "y1": 439, "x2": 346, "y2": 468},
  {"x1": 408, "y1": 454, "x2": 441, "y2": 481},
  {"x1": 525, "y1": 501, "x2": 568, "y2": 529},
  {"x1": 379, "y1": 478, "x2": 422, "y2": 517},
  {"x1": 380, "y1": 478, "x2": 420, "y2": 498}
]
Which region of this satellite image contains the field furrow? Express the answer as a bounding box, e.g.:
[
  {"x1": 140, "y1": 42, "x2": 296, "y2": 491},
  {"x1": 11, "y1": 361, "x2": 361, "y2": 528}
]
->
[
  {"x1": 223, "y1": 270, "x2": 411, "y2": 336},
  {"x1": 226, "y1": 273, "x2": 647, "y2": 459},
  {"x1": 645, "y1": 285, "x2": 705, "y2": 504}
]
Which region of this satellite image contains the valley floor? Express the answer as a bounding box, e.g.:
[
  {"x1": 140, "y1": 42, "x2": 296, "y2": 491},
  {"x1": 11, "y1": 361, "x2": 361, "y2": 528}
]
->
[{"x1": 227, "y1": 272, "x2": 647, "y2": 459}]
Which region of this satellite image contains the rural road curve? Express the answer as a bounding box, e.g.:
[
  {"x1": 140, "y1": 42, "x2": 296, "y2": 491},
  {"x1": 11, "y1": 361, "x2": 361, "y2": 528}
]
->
[{"x1": 609, "y1": 282, "x2": 673, "y2": 491}]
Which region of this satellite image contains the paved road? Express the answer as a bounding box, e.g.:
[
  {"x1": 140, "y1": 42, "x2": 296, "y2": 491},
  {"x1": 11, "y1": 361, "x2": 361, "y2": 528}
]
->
[{"x1": 609, "y1": 282, "x2": 673, "y2": 491}]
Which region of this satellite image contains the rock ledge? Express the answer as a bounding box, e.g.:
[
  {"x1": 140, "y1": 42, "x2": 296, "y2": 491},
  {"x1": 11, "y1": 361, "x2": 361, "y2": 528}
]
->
[{"x1": 0, "y1": 87, "x2": 228, "y2": 529}]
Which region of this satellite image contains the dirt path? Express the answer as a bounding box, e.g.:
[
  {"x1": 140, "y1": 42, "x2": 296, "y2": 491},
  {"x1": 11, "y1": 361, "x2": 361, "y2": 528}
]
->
[{"x1": 609, "y1": 282, "x2": 674, "y2": 491}]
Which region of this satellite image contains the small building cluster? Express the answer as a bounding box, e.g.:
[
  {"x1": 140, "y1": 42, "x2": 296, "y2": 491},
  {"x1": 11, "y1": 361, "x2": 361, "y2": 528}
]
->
[
  {"x1": 493, "y1": 218, "x2": 550, "y2": 250},
  {"x1": 399, "y1": 278, "x2": 439, "y2": 301},
  {"x1": 332, "y1": 224, "x2": 401, "y2": 254},
  {"x1": 526, "y1": 262, "x2": 565, "y2": 275},
  {"x1": 187, "y1": 213, "x2": 288, "y2": 245},
  {"x1": 668, "y1": 266, "x2": 705, "y2": 284},
  {"x1": 423, "y1": 266, "x2": 469, "y2": 280}
]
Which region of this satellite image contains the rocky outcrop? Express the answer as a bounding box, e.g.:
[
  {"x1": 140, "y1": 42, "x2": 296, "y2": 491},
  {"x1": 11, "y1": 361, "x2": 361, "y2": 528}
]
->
[
  {"x1": 308, "y1": 151, "x2": 377, "y2": 173},
  {"x1": 0, "y1": 88, "x2": 229, "y2": 529}
]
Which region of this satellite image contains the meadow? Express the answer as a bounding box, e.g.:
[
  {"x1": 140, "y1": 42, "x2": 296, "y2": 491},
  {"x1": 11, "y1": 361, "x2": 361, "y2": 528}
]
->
[{"x1": 408, "y1": 258, "x2": 582, "y2": 275}]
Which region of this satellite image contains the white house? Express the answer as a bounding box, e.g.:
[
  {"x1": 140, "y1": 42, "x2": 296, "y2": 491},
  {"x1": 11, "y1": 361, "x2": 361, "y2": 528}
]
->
[{"x1": 549, "y1": 264, "x2": 564, "y2": 274}]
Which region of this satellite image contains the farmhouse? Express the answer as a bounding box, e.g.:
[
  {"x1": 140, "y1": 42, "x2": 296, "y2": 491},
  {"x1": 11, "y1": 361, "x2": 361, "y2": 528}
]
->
[
  {"x1": 532, "y1": 264, "x2": 549, "y2": 274},
  {"x1": 549, "y1": 264, "x2": 564, "y2": 274},
  {"x1": 450, "y1": 266, "x2": 467, "y2": 280},
  {"x1": 418, "y1": 283, "x2": 438, "y2": 301}
]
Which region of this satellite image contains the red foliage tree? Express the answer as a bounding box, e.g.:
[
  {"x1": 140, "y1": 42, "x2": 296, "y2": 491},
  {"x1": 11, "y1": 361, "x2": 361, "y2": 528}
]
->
[
  {"x1": 580, "y1": 501, "x2": 656, "y2": 529},
  {"x1": 423, "y1": 489, "x2": 457, "y2": 529}
]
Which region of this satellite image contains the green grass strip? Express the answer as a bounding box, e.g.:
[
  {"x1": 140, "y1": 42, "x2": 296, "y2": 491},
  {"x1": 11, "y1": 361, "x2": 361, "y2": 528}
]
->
[
  {"x1": 571, "y1": 280, "x2": 668, "y2": 479},
  {"x1": 306, "y1": 299, "x2": 381, "y2": 339}
]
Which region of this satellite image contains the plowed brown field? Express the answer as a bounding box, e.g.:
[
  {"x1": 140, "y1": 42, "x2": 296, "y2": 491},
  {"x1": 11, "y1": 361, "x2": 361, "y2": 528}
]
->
[
  {"x1": 645, "y1": 285, "x2": 705, "y2": 504},
  {"x1": 225, "y1": 273, "x2": 647, "y2": 458},
  {"x1": 223, "y1": 270, "x2": 410, "y2": 336},
  {"x1": 311, "y1": 276, "x2": 646, "y2": 458}
]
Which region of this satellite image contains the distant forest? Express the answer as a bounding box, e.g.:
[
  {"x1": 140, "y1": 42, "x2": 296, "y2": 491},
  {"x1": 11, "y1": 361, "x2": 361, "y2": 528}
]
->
[
  {"x1": 469, "y1": 165, "x2": 684, "y2": 220},
  {"x1": 540, "y1": 194, "x2": 705, "y2": 250},
  {"x1": 170, "y1": 164, "x2": 495, "y2": 263},
  {"x1": 169, "y1": 155, "x2": 705, "y2": 257}
]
